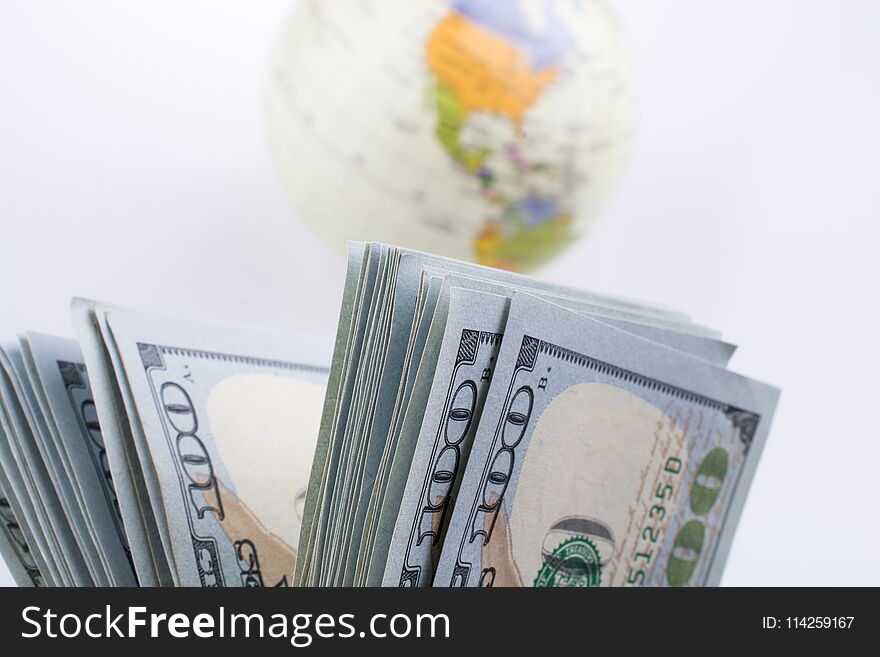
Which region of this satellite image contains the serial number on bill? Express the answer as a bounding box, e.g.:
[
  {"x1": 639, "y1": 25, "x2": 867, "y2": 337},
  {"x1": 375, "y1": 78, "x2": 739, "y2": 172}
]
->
[{"x1": 762, "y1": 617, "x2": 854, "y2": 629}]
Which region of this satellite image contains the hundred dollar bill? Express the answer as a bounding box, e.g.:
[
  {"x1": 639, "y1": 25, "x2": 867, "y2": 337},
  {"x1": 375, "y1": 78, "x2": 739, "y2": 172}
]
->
[
  {"x1": 10, "y1": 340, "x2": 116, "y2": 585},
  {"x1": 0, "y1": 405, "x2": 59, "y2": 585},
  {"x1": 297, "y1": 242, "x2": 723, "y2": 586},
  {"x1": 72, "y1": 298, "x2": 173, "y2": 586},
  {"x1": 11, "y1": 338, "x2": 112, "y2": 586},
  {"x1": 380, "y1": 287, "x2": 508, "y2": 586},
  {"x1": 360, "y1": 270, "x2": 735, "y2": 586},
  {"x1": 378, "y1": 282, "x2": 736, "y2": 587},
  {"x1": 0, "y1": 484, "x2": 45, "y2": 586},
  {"x1": 0, "y1": 344, "x2": 94, "y2": 586},
  {"x1": 434, "y1": 293, "x2": 779, "y2": 587},
  {"x1": 75, "y1": 302, "x2": 331, "y2": 587},
  {"x1": 21, "y1": 333, "x2": 137, "y2": 586}
]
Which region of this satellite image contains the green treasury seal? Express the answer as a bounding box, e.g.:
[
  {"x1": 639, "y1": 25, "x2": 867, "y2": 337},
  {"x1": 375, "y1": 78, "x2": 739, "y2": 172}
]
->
[{"x1": 534, "y1": 537, "x2": 602, "y2": 587}]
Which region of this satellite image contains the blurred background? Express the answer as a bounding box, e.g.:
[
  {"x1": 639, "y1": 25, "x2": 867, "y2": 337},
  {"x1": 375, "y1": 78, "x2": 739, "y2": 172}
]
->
[{"x1": 1, "y1": 0, "x2": 878, "y2": 585}]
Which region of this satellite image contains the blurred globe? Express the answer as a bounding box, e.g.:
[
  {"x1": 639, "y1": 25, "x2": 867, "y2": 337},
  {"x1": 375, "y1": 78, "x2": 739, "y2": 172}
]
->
[{"x1": 267, "y1": 0, "x2": 633, "y2": 271}]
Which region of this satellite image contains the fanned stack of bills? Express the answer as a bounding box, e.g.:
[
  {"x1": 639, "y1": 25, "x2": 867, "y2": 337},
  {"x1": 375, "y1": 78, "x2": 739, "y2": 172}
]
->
[
  {"x1": 295, "y1": 243, "x2": 778, "y2": 587},
  {"x1": 0, "y1": 243, "x2": 778, "y2": 587},
  {"x1": 0, "y1": 304, "x2": 331, "y2": 587}
]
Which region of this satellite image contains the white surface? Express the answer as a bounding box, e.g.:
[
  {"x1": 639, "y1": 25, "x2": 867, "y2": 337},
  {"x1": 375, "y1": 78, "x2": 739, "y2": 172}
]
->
[{"x1": 1, "y1": 0, "x2": 878, "y2": 586}]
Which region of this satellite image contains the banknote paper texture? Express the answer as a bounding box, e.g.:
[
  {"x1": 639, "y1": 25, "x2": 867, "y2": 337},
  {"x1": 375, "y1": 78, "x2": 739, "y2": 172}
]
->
[
  {"x1": 382, "y1": 280, "x2": 738, "y2": 588},
  {"x1": 0, "y1": 345, "x2": 94, "y2": 585},
  {"x1": 435, "y1": 293, "x2": 778, "y2": 587},
  {"x1": 0, "y1": 485, "x2": 44, "y2": 586},
  {"x1": 71, "y1": 298, "x2": 172, "y2": 586},
  {"x1": 105, "y1": 310, "x2": 331, "y2": 587},
  {"x1": 296, "y1": 242, "x2": 727, "y2": 586},
  {"x1": 23, "y1": 333, "x2": 137, "y2": 586},
  {"x1": 383, "y1": 287, "x2": 508, "y2": 587}
]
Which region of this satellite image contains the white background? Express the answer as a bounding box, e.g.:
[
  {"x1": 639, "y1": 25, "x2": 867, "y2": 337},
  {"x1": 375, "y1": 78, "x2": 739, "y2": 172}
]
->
[{"x1": 1, "y1": 0, "x2": 878, "y2": 586}]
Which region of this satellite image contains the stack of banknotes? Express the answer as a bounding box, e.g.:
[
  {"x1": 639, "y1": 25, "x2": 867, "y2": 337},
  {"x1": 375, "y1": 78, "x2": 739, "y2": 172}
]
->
[{"x1": 0, "y1": 243, "x2": 778, "y2": 587}]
